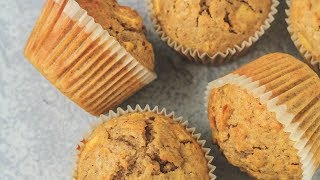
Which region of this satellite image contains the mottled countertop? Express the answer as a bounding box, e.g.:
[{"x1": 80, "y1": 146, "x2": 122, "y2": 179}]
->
[{"x1": 0, "y1": 0, "x2": 319, "y2": 179}]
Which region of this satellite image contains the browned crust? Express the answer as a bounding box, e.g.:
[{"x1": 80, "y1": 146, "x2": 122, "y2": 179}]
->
[
  {"x1": 208, "y1": 84, "x2": 303, "y2": 179},
  {"x1": 152, "y1": 0, "x2": 272, "y2": 55},
  {"x1": 209, "y1": 53, "x2": 320, "y2": 177},
  {"x1": 76, "y1": 112, "x2": 210, "y2": 179},
  {"x1": 76, "y1": 0, "x2": 155, "y2": 71},
  {"x1": 289, "y1": 0, "x2": 320, "y2": 60}
]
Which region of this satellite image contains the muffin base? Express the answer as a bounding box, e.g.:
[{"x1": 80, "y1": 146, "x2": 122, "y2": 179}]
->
[{"x1": 24, "y1": 0, "x2": 156, "y2": 116}]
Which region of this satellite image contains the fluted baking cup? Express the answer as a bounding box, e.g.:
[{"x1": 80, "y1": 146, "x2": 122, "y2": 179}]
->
[
  {"x1": 24, "y1": 0, "x2": 156, "y2": 116},
  {"x1": 147, "y1": 0, "x2": 279, "y2": 64},
  {"x1": 285, "y1": 0, "x2": 320, "y2": 74},
  {"x1": 73, "y1": 104, "x2": 216, "y2": 179},
  {"x1": 205, "y1": 53, "x2": 320, "y2": 180}
]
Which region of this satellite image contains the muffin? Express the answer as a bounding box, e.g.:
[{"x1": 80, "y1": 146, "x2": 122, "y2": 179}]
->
[
  {"x1": 74, "y1": 105, "x2": 215, "y2": 179},
  {"x1": 286, "y1": 0, "x2": 320, "y2": 74},
  {"x1": 205, "y1": 53, "x2": 320, "y2": 179},
  {"x1": 24, "y1": 0, "x2": 156, "y2": 116},
  {"x1": 149, "y1": 0, "x2": 279, "y2": 63}
]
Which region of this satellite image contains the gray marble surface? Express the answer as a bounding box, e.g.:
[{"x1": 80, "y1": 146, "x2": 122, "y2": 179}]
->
[{"x1": 0, "y1": 0, "x2": 319, "y2": 179}]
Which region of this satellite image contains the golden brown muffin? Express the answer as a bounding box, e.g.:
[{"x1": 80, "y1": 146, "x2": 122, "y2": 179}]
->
[
  {"x1": 208, "y1": 85, "x2": 302, "y2": 179},
  {"x1": 76, "y1": 0, "x2": 155, "y2": 70},
  {"x1": 289, "y1": 0, "x2": 320, "y2": 60},
  {"x1": 24, "y1": 0, "x2": 156, "y2": 116},
  {"x1": 151, "y1": 0, "x2": 272, "y2": 55},
  {"x1": 206, "y1": 53, "x2": 320, "y2": 179},
  {"x1": 287, "y1": 0, "x2": 320, "y2": 73},
  {"x1": 76, "y1": 112, "x2": 210, "y2": 179}
]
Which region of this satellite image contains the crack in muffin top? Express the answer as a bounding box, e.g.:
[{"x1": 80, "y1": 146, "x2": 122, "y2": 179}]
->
[
  {"x1": 76, "y1": 112, "x2": 210, "y2": 180},
  {"x1": 152, "y1": 0, "x2": 272, "y2": 55}
]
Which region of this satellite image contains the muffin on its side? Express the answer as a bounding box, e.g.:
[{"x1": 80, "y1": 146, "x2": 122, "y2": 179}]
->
[
  {"x1": 206, "y1": 53, "x2": 320, "y2": 179},
  {"x1": 24, "y1": 0, "x2": 156, "y2": 116},
  {"x1": 76, "y1": 0, "x2": 154, "y2": 70},
  {"x1": 286, "y1": 0, "x2": 320, "y2": 74},
  {"x1": 209, "y1": 85, "x2": 303, "y2": 179},
  {"x1": 149, "y1": 0, "x2": 278, "y2": 63},
  {"x1": 75, "y1": 109, "x2": 213, "y2": 179}
]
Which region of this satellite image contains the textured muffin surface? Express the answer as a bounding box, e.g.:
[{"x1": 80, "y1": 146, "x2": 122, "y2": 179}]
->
[
  {"x1": 76, "y1": 112, "x2": 209, "y2": 179},
  {"x1": 76, "y1": 0, "x2": 155, "y2": 70},
  {"x1": 208, "y1": 84, "x2": 302, "y2": 179},
  {"x1": 152, "y1": 0, "x2": 272, "y2": 55},
  {"x1": 290, "y1": 0, "x2": 320, "y2": 60}
]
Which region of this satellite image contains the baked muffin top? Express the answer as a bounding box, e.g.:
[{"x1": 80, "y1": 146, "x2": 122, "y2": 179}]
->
[
  {"x1": 152, "y1": 0, "x2": 272, "y2": 55},
  {"x1": 76, "y1": 112, "x2": 209, "y2": 180},
  {"x1": 208, "y1": 84, "x2": 302, "y2": 179},
  {"x1": 289, "y1": 0, "x2": 320, "y2": 60},
  {"x1": 76, "y1": 0, "x2": 155, "y2": 71}
]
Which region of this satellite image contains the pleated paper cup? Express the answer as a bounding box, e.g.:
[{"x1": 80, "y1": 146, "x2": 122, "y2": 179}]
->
[
  {"x1": 147, "y1": 0, "x2": 279, "y2": 64},
  {"x1": 205, "y1": 53, "x2": 320, "y2": 180},
  {"x1": 73, "y1": 104, "x2": 216, "y2": 179},
  {"x1": 24, "y1": 0, "x2": 157, "y2": 116},
  {"x1": 285, "y1": 0, "x2": 320, "y2": 75}
]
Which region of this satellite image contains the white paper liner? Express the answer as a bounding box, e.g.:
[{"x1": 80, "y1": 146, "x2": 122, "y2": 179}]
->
[
  {"x1": 147, "y1": 0, "x2": 279, "y2": 64},
  {"x1": 25, "y1": 0, "x2": 157, "y2": 115},
  {"x1": 72, "y1": 104, "x2": 216, "y2": 179},
  {"x1": 285, "y1": 0, "x2": 320, "y2": 74},
  {"x1": 204, "y1": 73, "x2": 317, "y2": 180}
]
